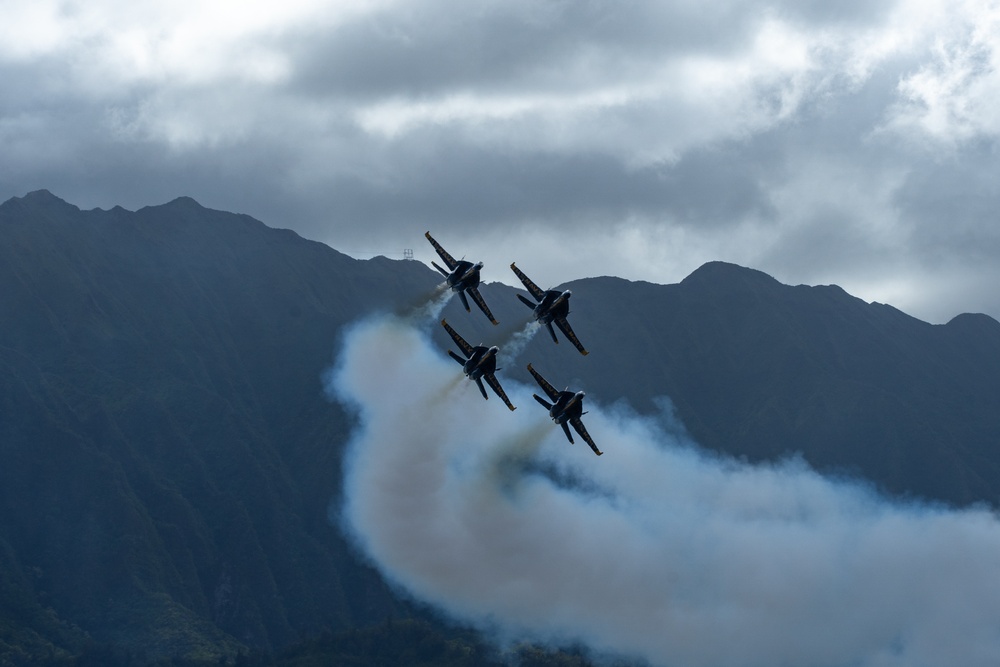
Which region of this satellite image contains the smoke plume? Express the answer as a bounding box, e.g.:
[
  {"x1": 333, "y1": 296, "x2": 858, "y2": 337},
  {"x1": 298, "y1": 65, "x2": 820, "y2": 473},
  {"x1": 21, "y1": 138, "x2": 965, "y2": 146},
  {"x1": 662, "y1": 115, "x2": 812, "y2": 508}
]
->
[{"x1": 327, "y1": 313, "x2": 1000, "y2": 667}]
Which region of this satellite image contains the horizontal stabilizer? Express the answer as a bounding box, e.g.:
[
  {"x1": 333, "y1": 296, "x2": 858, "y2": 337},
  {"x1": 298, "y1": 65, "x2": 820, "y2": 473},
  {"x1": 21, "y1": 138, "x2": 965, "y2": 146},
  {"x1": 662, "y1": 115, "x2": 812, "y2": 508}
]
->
[
  {"x1": 458, "y1": 290, "x2": 471, "y2": 312},
  {"x1": 533, "y1": 394, "x2": 553, "y2": 410},
  {"x1": 517, "y1": 294, "x2": 538, "y2": 309},
  {"x1": 448, "y1": 350, "x2": 467, "y2": 366},
  {"x1": 431, "y1": 261, "x2": 451, "y2": 278},
  {"x1": 474, "y1": 377, "x2": 489, "y2": 400},
  {"x1": 561, "y1": 421, "x2": 575, "y2": 444},
  {"x1": 546, "y1": 322, "x2": 559, "y2": 344}
]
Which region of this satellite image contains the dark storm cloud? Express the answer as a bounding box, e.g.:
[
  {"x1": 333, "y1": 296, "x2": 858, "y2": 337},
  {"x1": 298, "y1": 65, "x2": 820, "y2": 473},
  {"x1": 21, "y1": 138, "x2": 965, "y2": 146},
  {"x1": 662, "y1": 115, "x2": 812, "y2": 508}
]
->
[
  {"x1": 299, "y1": 130, "x2": 776, "y2": 235},
  {"x1": 284, "y1": 0, "x2": 901, "y2": 102},
  {"x1": 285, "y1": 1, "x2": 759, "y2": 100}
]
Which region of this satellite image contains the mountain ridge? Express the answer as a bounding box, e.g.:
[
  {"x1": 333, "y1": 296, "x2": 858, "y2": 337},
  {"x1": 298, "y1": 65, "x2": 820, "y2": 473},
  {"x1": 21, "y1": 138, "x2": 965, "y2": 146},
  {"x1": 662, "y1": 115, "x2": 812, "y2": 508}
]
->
[{"x1": 2, "y1": 191, "x2": 999, "y2": 663}]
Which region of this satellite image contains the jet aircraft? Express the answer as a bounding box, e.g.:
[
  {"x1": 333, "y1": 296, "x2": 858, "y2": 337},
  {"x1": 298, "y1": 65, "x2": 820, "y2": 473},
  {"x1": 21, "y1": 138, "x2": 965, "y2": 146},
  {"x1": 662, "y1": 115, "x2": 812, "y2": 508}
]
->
[
  {"x1": 510, "y1": 263, "x2": 588, "y2": 355},
  {"x1": 441, "y1": 319, "x2": 516, "y2": 411},
  {"x1": 527, "y1": 363, "x2": 602, "y2": 456},
  {"x1": 425, "y1": 232, "x2": 498, "y2": 325}
]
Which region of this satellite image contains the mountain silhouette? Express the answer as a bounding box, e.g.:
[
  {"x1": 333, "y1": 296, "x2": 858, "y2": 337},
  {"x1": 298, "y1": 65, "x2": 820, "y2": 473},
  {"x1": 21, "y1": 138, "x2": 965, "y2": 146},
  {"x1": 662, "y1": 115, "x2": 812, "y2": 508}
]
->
[
  {"x1": 2, "y1": 191, "x2": 999, "y2": 662},
  {"x1": 0, "y1": 191, "x2": 436, "y2": 660}
]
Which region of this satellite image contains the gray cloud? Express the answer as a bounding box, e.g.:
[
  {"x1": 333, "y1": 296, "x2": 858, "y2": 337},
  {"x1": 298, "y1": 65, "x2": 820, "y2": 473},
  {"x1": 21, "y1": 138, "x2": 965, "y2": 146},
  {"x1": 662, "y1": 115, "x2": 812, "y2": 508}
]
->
[
  {"x1": 2, "y1": 0, "x2": 999, "y2": 322},
  {"x1": 284, "y1": 1, "x2": 763, "y2": 100}
]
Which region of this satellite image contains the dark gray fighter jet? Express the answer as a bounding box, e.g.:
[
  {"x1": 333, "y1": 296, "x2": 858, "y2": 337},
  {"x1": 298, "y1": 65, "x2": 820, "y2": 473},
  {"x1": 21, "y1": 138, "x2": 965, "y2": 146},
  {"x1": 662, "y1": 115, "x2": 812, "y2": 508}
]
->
[
  {"x1": 442, "y1": 319, "x2": 516, "y2": 411},
  {"x1": 510, "y1": 263, "x2": 588, "y2": 355},
  {"x1": 527, "y1": 363, "x2": 602, "y2": 456},
  {"x1": 426, "y1": 232, "x2": 498, "y2": 325}
]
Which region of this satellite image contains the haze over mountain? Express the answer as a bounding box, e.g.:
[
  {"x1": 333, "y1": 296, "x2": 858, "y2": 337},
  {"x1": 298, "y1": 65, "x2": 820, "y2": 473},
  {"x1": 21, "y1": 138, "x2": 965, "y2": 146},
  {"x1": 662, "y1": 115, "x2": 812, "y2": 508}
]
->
[{"x1": 1, "y1": 190, "x2": 999, "y2": 664}]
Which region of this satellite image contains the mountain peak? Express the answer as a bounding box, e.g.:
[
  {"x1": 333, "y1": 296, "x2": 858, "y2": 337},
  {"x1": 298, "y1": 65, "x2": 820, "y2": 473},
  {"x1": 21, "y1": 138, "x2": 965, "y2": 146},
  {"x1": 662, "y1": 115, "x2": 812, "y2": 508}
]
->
[
  {"x1": 134, "y1": 195, "x2": 207, "y2": 216},
  {"x1": 0, "y1": 189, "x2": 81, "y2": 219},
  {"x1": 23, "y1": 188, "x2": 61, "y2": 201},
  {"x1": 157, "y1": 195, "x2": 206, "y2": 211},
  {"x1": 945, "y1": 312, "x2": 1000, "y2": 334},
  {"x1": 681, "y1": 261, "x2": 780, "y2": 289},
  {"x1": 166, "y1": 195, "x2": 203, "y2": 207}
]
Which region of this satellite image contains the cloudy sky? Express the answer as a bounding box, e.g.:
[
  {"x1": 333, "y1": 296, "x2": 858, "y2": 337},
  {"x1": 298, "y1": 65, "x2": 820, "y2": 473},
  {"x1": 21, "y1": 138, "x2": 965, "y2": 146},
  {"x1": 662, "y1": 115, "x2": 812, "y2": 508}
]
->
[{"x1": 2, "y1": 0, "x2": 999, "y2": 323}]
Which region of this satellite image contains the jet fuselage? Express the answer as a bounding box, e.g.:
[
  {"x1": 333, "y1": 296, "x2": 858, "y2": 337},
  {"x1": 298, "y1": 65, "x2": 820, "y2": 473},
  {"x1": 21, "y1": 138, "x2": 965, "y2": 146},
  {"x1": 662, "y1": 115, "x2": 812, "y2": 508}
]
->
[
  {"x1": 549, "y1": 390, "x2": 586, "y2": 424},
  {"x1": 464, "y1": 345, "x2": 499, "y2": 381},
  {"x1": 533, "y1": 289, "x2": 572, "y2": 324},
  {"x1": 447, "y1": 260, "x2": 483, "y2": 293}
]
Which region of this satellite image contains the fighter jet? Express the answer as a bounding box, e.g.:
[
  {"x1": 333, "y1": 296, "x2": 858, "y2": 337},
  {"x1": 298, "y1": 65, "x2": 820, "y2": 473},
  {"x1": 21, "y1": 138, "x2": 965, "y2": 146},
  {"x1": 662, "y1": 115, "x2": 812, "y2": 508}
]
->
[
  {"x1": 425, "y1": 232, "x2": 498, "y2": 325},
  {"x1": 441, "y1": 319, "x2": 516, "y2": 411},
  {"x1": 510, "y1": 263, "x2": 588, "y2": 355},
  {"x1": 527, "y1": 363, "x2": 602, "y2": 456}
]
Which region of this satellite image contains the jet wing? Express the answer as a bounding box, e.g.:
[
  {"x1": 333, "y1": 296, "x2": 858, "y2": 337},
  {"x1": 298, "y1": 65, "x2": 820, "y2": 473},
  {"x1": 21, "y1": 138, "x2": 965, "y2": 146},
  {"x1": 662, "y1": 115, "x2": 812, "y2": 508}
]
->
[
  {"x1": 509, "y1": 262, "x2": 546, "y2": 302},
  {"x1": 441, "y1": 319, "x2": 475, "y2": 359},
  {"x1": 526, "y1": 363, "x2": 560, "y2": 402},
  {"x1": 484, "y1": 373, "x2": 517, "y2": 411},
  {"x1": 425, "y1": 232, "x2": 458, "y2": 270},
  {"x1": 570, "y1": 417, "x2": 602, "y2": 456},
  {"x1": 466, "y1": 286, "x2": 499, "y2": 325},
  {"x1": 554, "y1": 317, "x2": 589, "y2": 356}
]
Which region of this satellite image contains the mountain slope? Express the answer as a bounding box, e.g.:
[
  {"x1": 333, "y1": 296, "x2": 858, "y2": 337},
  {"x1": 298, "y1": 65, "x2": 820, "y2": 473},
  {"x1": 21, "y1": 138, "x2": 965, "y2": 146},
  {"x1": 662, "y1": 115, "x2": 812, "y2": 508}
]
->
[
  {"x1": 0, "y1": 190, "x2": 438, "y2": 660},
  {"x1": 2, "y1": 190, "x2": 1000, "y2": 662},
  {"x1": 510, "y1": 262, "x2": 1000, "y2": 505}
]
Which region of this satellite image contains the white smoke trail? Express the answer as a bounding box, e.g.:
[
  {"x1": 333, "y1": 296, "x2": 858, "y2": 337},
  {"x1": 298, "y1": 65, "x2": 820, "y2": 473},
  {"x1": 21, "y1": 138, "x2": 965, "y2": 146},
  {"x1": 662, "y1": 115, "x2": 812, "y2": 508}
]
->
[
  {"x1": 328, "y1": 314, "x2": 1000, "y2": 667},
  {"x1": 401, "y1": 282, "x2": 452, "y2": 322},
  {"x1": 498, "y1": 320, "x2": 541, "y2": 366}
]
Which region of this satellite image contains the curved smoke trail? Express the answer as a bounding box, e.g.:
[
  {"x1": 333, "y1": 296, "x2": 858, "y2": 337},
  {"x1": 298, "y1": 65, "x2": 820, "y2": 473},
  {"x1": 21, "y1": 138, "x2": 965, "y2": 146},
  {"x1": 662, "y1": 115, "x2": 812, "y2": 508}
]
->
[{"x1": 328, "y1": 313, "x2": 1000, "y2": 667}]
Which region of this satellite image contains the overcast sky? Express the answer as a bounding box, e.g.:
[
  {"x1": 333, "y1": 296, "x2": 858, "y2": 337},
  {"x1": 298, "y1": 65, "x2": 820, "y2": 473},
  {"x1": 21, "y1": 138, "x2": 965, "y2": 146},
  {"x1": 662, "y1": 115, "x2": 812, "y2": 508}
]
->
[{"x1": 3, "y1": 0, "x2": 999, "y2": 323}]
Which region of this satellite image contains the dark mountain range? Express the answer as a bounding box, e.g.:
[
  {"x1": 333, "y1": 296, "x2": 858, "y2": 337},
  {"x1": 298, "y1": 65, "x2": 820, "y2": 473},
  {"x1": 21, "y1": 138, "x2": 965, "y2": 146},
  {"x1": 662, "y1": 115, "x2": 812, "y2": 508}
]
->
[
  {"x1": 1, "y1": 190, "x2": 999, "y2": 663},
  {"x1": 519, "y1": 265, "x2": 1000, "y2": 506}
]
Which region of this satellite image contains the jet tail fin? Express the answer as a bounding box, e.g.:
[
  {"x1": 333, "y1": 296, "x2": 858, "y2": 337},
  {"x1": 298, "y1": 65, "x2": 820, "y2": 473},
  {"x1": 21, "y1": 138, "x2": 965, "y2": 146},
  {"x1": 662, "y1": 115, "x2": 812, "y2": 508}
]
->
[{"x1": 458, "y1": 290, "x2": 471, "y2": 312}]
